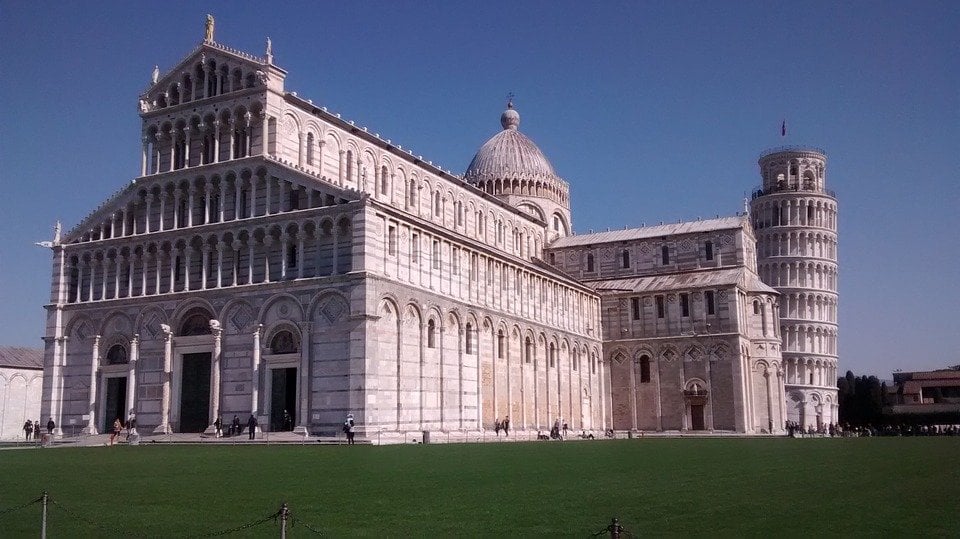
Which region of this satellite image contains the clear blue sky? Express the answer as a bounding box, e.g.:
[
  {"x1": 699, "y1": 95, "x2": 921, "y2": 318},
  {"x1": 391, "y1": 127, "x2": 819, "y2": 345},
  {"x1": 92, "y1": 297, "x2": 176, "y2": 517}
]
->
[{"x1": 1, "y1": 1, "x2": 957, "y2": 378}]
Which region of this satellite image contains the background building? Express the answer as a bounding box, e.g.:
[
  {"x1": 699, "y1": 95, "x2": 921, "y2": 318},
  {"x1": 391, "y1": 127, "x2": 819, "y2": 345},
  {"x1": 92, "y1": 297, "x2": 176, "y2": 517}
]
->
[{"x1": 0, "y1": 347, "x2": 43, "y2": 440}]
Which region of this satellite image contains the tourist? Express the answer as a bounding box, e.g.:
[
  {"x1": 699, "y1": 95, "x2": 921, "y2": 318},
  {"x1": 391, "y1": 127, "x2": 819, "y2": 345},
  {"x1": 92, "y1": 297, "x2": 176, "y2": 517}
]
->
[
  {"x1": 494, "y1": 419, "x2": 501, "y2": 437},
  {"x1": 283, "y1": 410, "x2": 293, "y2": 431},
  {"x1": 214, "y1": 415, "x2": 223, "y2": 438},
  {"x1": 344, "y1": 414, "x2": 356, "y2": 445},
  {"x1": 503, "y1": 416, "x2": 510, "y2": 436},
  {"x1": 562, "y1": 421, "x2": 569, "y2": 439},
  {"x1": 23, "y1": 419, "x2": 33, "y2": 441},
  {"x1": 247, "y1": 414, "x2": 258, "y2": 440},
  {"x1": 127, "y1": 414, "x2": 137, "y2": 440},
  {"x1": 46, "y1": 418, "x2": 56, "y2": 435},
  {"x1": 110, "y1": 417, "x2": 123, "y2": 445},
  {"x1": 33, "y1": 420, "x2": 41, "y2": 441}
]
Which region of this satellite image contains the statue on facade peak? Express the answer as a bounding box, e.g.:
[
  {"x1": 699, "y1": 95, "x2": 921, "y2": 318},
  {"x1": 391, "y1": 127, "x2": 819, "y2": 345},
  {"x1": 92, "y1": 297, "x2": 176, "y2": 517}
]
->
[
  {"x1": 205, "y1": 14, "x2": 215, "y2": 43},
  {"x1": 53, "y1": 221, "x2": 61, "y2": 245},
  {"x1": 151, "y1": 65, "x2": 159, "y2": 84},
  {"x1": 266, "y1": 37, "x2": 272, "y2": 62}
]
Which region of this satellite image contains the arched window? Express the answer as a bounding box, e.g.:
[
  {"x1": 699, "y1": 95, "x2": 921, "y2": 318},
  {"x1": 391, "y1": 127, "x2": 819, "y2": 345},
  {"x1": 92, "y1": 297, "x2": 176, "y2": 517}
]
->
[
  {"x1": 345, "y1": 150, "x2": 354, "y2": 185},
  {"x1": 380, "y1": 166, "x2": 389, "y2": 197},
  {"x1": 427, "y1": 319, "x2": 437, "y2": 348},
  {"x1": 306, "y1": 133, "x2": 315, "y2": 165},
  {"x1": 179, "y1": 307, "x2": 213, "y2": 336},
  {"x1": 639, "y1": 355, "x2": 651, "y2": 383},
  {"x1": 465, "y1": 323, "x2": 473, "y2": 354},
  {"x1": 586, "y1": 253, "x2": 595, "y2": 272},
  {"x1": 549, "y1": 343, "x2": 556, "y2": 368},
  {"x1": 106, "y1": 344, "x2": 128, "y2": 365},
  {"x1": 434, "y1": 191, "x2": 442, "y2": 217},
  {"x1": 622, "y1": 249, "x2": 630, "y2": 269},
  {"x1": 497, "y1": 330, "x2": 504, "y2": 358},
  {"x1": 525, "y1": 337, "x2": 532, "y2": 364},
  {"x1": 270, "y1": 330, "x2": 299, "y2": 354}
]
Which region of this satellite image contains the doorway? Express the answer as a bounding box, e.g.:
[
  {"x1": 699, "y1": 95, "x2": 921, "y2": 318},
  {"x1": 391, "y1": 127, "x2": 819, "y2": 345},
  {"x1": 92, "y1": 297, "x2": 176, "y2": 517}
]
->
[
  {"x1": 103, "y1": 377, "x2": 127, "y2": 433},
  {"x1": 179, "y1": 353, "x2": 211, "y2": 433},
  {"x1": 270, "y1": 367, "x2": 297, "y2": 431},
  {"x1": 690, "y1": 404, "x2": 705, "y2": 431}
]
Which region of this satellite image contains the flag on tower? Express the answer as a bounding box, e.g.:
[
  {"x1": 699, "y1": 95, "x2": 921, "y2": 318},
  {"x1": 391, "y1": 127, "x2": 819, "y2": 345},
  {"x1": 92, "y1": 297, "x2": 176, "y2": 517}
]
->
[{"x1": 781, "y1": 119, "x2": 786, "y2": 137}]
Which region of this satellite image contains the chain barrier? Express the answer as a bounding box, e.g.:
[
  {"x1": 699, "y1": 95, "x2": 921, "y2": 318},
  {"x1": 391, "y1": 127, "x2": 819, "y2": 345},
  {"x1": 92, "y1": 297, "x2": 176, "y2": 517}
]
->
[
  {"x1": 591, "y1": 517, "x2": 634, "y2": 538},
  {"x1": 290, "y1": 515, "x2": 325, "y2": 535},
  {"x1": 0, "y1": 495, "x2": 43, "y2": 518},
  {"x1": 194, "y1": 509, "x2": 283, "y2": 537},
  {"x1": 49, "y1": 498, "x2": 133, "y2": 536}
]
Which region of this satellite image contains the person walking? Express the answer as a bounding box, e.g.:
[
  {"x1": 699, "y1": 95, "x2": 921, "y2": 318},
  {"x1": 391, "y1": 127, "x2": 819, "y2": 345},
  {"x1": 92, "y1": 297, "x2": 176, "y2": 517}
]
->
[
  {"x1": 344, "y1": 414, "x2": 356, "y2": 445},
  {"x1": 23, "y1": 419, "x2": 33, "y2": 441},
  {"x1": 214, "y1": 415, "x2": 223, "y2": 438},
  {"x1": 110, "y1": 417, "x2": 123, "y2": 446},
  {"x1": 503, "y1": 416, "x2": 510, "y2": 437},
  {"x1": 126, "y1": 414, "x2": 138, "y2": 440},
  {"x1": 247, "y1": 414, "x2": 258, "y2": 440},
  {"x1": 46, "y1": 418, "x2": 56, "y2": 435},
  {"x1": 33, "y1": 421, "x2": 41, "y2": 441}
]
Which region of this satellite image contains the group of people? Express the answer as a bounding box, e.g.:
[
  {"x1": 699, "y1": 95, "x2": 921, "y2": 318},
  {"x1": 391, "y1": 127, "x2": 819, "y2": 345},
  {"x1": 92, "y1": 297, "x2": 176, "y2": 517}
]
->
[
  {"x1": 22, "y1": 418, "x2": 55, "y2": 441},
  {"x1": 836, "y1": 423, "x2": 960, "y2": 437},
  {"x1": 213, "y1": 414, "x2": 260, "y2": 439},
  {"x1": 493, "y1": 416, "x2": 511, "y2": 437}
]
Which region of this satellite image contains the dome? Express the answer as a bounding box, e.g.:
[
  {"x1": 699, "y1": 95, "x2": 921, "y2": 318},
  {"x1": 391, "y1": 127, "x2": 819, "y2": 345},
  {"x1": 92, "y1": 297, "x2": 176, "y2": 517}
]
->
[{"x1": 464, "y1": 103, "x2": 557, "y2": 183}]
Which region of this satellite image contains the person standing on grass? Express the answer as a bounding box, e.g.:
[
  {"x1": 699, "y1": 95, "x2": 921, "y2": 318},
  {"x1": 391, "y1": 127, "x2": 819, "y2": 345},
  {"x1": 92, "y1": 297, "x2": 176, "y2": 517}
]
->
[
  {"x1": 247, "y1": 414, "x2": 258, "y2": 440},
  {"x1": 23, "y1": 419, "x2": 33, "y2": 440},
  {"x1": 344, "y1": 414, "x2": 356, "y2": 445},
  {"x1": 110, "y1": 417, "x2": 123, "y2": 445},
  {"x1": 34, "y1": 421, "x2": 41, "y2": 441}
]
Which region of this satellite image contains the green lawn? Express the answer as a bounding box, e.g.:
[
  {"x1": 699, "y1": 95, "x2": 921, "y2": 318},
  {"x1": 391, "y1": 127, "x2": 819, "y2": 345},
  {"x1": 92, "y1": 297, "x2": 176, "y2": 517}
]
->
[{"x1": 0, "y1": 438, "x2": 957, "y2": 536}]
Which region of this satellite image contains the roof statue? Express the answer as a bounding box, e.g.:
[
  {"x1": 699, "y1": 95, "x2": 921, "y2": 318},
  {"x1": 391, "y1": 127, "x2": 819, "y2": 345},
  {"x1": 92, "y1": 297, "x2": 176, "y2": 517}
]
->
[
  {"x1": 54, "y1": 221, "x2": 61, "y2": 245},
  {"x1": 151, "y1": 65, "x2": 159, "y2": 84},
  {"x1": 266, "y1": 37, "x2": 273, "y2": 63},
  {"x1": 205, "y1": 14, "x2": 215, "y2": 43}
]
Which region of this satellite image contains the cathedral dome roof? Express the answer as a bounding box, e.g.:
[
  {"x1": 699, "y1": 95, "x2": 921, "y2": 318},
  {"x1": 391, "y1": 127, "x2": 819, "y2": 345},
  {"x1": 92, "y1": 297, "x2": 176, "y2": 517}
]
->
[{"x1": 464, "y1": 103, "x2": 557, "y2": 183}]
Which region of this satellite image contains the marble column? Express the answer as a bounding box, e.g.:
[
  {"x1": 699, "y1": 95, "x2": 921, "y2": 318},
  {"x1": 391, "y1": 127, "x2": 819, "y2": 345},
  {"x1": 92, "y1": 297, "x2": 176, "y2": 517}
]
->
[
  {"x1": 154, "y1": 325, "x2": 173, "y2": 434},
  {"x1": 251, "y1": 324, "x2": 263, "y2": 431},
  {"x1": 205, "y1": 320, "x2": 223, "y2": 435},
  {"x1": 83, "y1": 335, "x2": 101, "y2": 435},
  {"x1": 126, "y1": 335, "x2": 139, "y2": 433},
  {"x1": 294, "y1": 322, "x2": 311, "y2": 435}
]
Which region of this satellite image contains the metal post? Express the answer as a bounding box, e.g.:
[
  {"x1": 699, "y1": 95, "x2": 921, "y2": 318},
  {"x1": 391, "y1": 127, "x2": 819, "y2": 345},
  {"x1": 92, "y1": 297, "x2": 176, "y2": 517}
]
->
[
  {"x1": 279, "y1": 502, "x2": 289, "y2": 539},
  {"x1": 41, "y1": 491, "x2": 48, "y2": 539}
]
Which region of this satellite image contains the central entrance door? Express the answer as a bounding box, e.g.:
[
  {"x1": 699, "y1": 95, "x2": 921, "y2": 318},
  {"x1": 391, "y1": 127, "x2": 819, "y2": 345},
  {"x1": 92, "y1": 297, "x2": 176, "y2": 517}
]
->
[
  {"x1": 180, "y1": 353, "x2": 211, "y2": 433},
  {"x1": 690, "y1": 404, "x2": 705, "y2": 430},
  {"x1": 270, "y1": 368, "x2": 297, "y2": 431},
  {"x1": 103, "y1": 377, "x2": 127, "y2": 433}
]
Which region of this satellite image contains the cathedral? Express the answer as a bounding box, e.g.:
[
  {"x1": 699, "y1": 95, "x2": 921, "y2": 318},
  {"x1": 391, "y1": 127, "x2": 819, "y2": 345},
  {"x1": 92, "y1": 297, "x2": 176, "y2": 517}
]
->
[{"x1": 40, "y1": 23, "x2": 839, "y2": 441}]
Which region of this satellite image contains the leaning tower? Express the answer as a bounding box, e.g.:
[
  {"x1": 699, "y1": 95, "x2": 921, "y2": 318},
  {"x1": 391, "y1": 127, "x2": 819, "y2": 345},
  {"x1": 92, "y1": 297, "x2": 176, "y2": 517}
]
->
[{"x1": 750, "y1": 147, "x2": 839, "y2": 430}]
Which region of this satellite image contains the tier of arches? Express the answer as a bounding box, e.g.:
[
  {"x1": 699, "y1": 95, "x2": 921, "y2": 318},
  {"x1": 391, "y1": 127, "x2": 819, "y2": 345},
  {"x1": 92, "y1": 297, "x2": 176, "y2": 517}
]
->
[
  {"x1": 783, "y1": 356, "x2": 837, "y2": 387},
  {"x1": 781, "y1": 325, "x2": 838, "y2": 356},
  {"x1": 757, "y1": 230, "x2": 837, "y2": 260},
  {"x1": 152, "y1": 55, "x2": 262, "y2": 110},
  {"x1": 69, "y1": 165, "x2": 351, "y2": 244},
  {"x1": 779, "y1": 292, "x2": 838, "y2": 323},
  {"x1": 65, "y1": 215, "x2": 355, "y2": 303},
  {"x1": 375, "y1": 297, "x2": 604, "y2": 432},
  {"x1": 143, "y1": 102, "x2": 265, "y2": 175},
  {"x1": 758, "y1": 261, "x2": 838, "y2": 292},
  {"x1": 271, "y1": 108, "x2": 555, "y2": 261},
  {"x1": 475, "y1": 175, "x2": 570, "y2": 207},
  {"x1": 752, "y1": 197, "x2": 837, "y2": 231}
]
